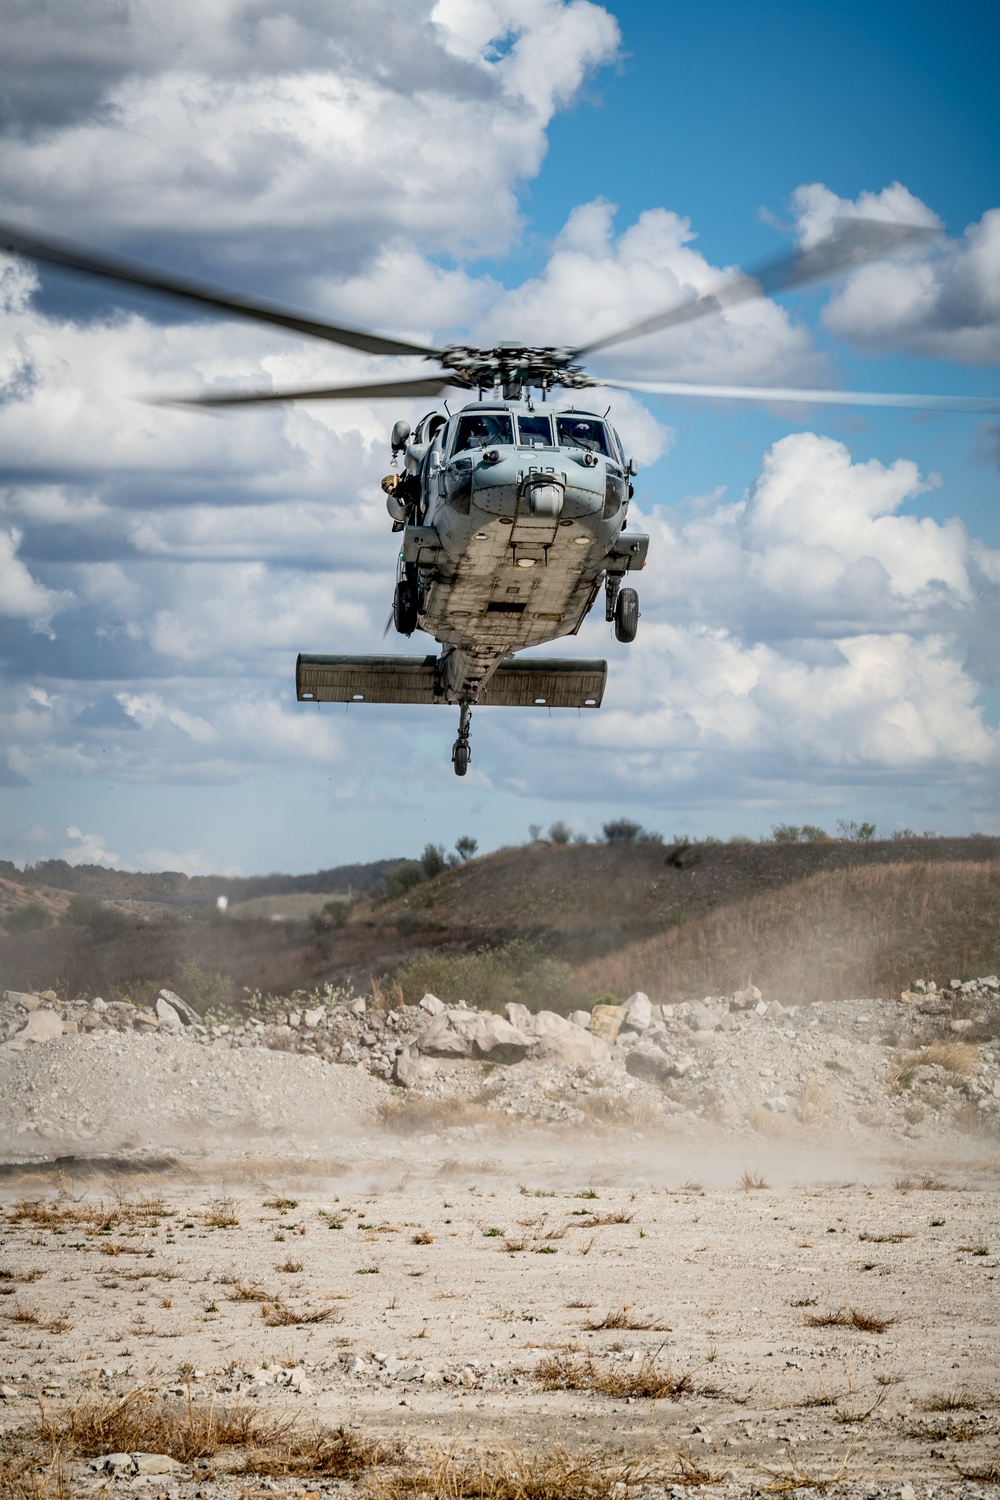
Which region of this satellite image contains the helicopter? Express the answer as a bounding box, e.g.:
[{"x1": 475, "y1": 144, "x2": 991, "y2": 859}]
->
[{"x1": 3, "y1": 218, "x2": 999, "y2": 775}]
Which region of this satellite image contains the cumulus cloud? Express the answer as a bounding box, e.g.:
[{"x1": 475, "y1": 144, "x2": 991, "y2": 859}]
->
[
  {"x1": 0, "y1": 528, "x2": 70, "y2": 625},
  {"x1": 475, "y1": 199, "x2": 827, "y2": 386},
  {"x1": 0, "y1": 0, "x2": 620, "y2": 280},
  {"x1": 792, "y1": 182, "x2": 1000, "y2": 365}
]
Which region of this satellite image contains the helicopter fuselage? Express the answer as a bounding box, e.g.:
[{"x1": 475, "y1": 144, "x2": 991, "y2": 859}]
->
[{"x1": 395, "y1": 399, "x2": 648, "y2": 704}]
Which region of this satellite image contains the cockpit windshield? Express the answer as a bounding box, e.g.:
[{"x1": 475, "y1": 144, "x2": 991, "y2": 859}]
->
[
  {"x1": 556, "y1": 416, "x2": 609, "y2": 454},
  {"x1": 516, "y1": 414, "x2": 554, "y2": 446},
  {"x1": 453, "y1": 412, "x2": 514, "y2": 452}
]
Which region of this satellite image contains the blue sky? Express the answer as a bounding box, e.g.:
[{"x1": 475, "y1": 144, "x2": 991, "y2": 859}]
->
[{"x1": 1, "y1": 0, "x2": 998, "y2": 875}]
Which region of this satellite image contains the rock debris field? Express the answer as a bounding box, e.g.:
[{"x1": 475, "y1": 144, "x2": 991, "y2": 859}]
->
[{"x1": 1, "y1": 978, "x2": 999, "y2": 1499}]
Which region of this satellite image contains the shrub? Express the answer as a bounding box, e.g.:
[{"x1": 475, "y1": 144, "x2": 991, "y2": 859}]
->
[
  {"x1": 3, "y1": 901, "x2": 51, "y2": 935},
  {"x1": 801, "y1": 824, "x2": 829, "y2": 842},
  {"x1": 174, "y1": 960, "x2": 233, "y2": 1016},
  {"x1": 63, "y1": 893, "x2": 129, "y2": 939},
  {"x1": 548, "y1": 821, "x2": 571, "y2": 845},
  {"x1": 397, "y1": 939, "x2": 575, "y2": 1015},
  {"x1": 381, "y1": 861, "x2": 424, "y2": 900},
  {"x1": 838, "y1": 818, "x2": 877, "y2": 841},
  {"x1": 771, "y1": 823, "x2": 801, "y2": 843},
  {"x1": 602, "y1": 819, "x2": 661, "y2": 844},
  {"x1": 421, "y1": 844, "x2": 447, "y2": 879},
  {"x1": 454, "y1": 836, "x2": 478, "y2": 862}
]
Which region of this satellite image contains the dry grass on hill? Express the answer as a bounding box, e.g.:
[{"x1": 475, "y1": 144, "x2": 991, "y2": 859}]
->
[{"x1": 574, "y1": 860, "x2": 1000, "y2": 1005}]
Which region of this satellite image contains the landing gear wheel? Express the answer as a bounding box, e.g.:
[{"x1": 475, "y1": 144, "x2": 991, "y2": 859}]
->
[
  {"x1": 393, "y1": 577, "x2": 418, "y2": 636},
  {"x1": 614, "y1": 586, "x2": 639, "y2": 643},
  {"x1": 452, "y1": 701, "x2": 472, "y2": 776}
]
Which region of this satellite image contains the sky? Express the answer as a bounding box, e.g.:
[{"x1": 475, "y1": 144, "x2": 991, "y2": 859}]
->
[{"x1": 1, "y1": 0, "x2": 999, "y2": 876}]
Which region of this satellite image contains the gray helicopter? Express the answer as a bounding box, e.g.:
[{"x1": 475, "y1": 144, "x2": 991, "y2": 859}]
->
[{"x1": 3, "y1": 218, "x2": 999, "y2": 775}]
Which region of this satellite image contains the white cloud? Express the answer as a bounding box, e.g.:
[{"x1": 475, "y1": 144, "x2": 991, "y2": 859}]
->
[
  {"x1": 0, "y1": 529, "x2": 70, "y2": 625},
  {"x1": 0, "y1": 1, "x2": 620, "y2": 275},
  {"x1": 792, "y1": 183, "x2": 1000, "y2": 365},
  {"x1": 477, "y1": 199, "x2": 827, "y2": 386}
]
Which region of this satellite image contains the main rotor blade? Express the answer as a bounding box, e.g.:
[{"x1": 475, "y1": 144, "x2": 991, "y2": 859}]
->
[
  {"x1": 596, "y1": 377, "x2": 1000, "y2": 414},
  {"x1": 154, "y1": 376, "x2": 455, "y2": 408},
  {"x1": 574, "y1": 219, "x2": 934, "y2": 359},
  {"x1": 0, "y1": 222, "x2": 442, "y2": 360}
]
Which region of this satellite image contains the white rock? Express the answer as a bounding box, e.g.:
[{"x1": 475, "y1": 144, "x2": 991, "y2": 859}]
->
[
  {"x1": 155, "y1": 997, "x2": 183, "y2": 1031},
  {"x1": 528, "y1": 1010, "x2": 609, "y2": 1067},
  {"x1": 303, "y1": 1008, "x2": 324, "y2": 1028},
  {"x1": 754, "y1": 1001, "x2": 768, "y2": 1016},
  {"x1": 503, "y1": 1002, "x2": 533, "y2": 1032},
  {"x1": 339, "y1": 1042, "x2": 358, "y2": 1063},
  {"x1": 569, "y1": 1010, "x2": 592, "y2": 1030},
  {"x1": 17, "y1": 1009, "x2": 63, "y2": 1043},
  {"x1": 417, "y1": 1009, "x2": 532, "y2": 1064},
  {"x1": 287, "y1": 1366, "x2": 312, "y2": 1394},
  {"x1": 157, "y1": 989, "x2": 200, "y2": 1026},
  {"x1": 419, "y1": 993, "x2": 445, "y2": 1015},
  {"x1": 350, "y1": 999, "x2": 367, "y2": 1016},
  {"x1": 3, "y1": 990, "x2": 40, "y2": 1010},
  {"x1": 621, "y1": 992, "x2": 652, "y2": 1031}
]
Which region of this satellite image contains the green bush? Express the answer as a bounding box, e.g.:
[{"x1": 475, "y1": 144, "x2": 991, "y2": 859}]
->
[
  {"x1": 3, "y1": 901, "x2": 51, "y2": 935},
  {"x1": 381, "y1": 861, "x2": 424, "y2": 900},
  {"x1": 455, "y1": 836, "x2": 478, "y2": 862},
  {"x1": 602, "y1": 818, "x2": 662, "y2": 845},
  {"x1": 771, "y1": 822, "x2": 801, "y2": 843},
  {"x1": 548, "y1": 821, "x2": 571, "y2": 845},
  {"x1": 397, "y1": 939, "x2": 576, "y2": 1015},
  {"x1": 174, "y1": 961, "x2": 233, "y2": 1017},
  {"x1": 421, "y1": 843, "x2": 447, "y2": 879},
  {"x1": 63, "y1": 893, "x2": 129, "y2": 939}
]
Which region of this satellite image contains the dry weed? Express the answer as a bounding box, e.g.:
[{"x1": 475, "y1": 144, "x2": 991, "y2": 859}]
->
[
  {"x1": 571, "y1": 1211, "x2": 633, "y2": 1228},
  {"x1": 260, "y1": 1302, "x2": 341, "y2": 1326},
  {"x1": 740, "y1": 1169, "x2": 769, "y2": 1190},
  {"x1": 584, "y1": 1304, "x2": 669, "y2": 1332},
  {"x1": 804, "y1": 1307, "x2": 897, "y2": 1334},
  {"x1": 32, "y1": 1385, "x2": 294, "y2": 1465},
  {"x1": 276, "y1": 1257, "x2": 303, "y2": 1273},
  {"x1": 920, "y1": 1388, "x2": 989, "y2": 1411},
  {"x1": 368, "y1": 1446, "x2": 661, "y2": 1500},
  {"x1": 412, "y1": 1230, "x2": 435, "y2": 1245},
  {"x1": 858, "y1": 1231, "x2": 912, "y2": 1243},
  {"x1": 797, "y1": 1080, "x2": 834, "y2": 1125},
  {"x1": 204, "y1": 1196, "x2": 240, "y2": 1228},
  {"x1": 537, "y1": 1351, "x2": 718, "y2": 1400}
]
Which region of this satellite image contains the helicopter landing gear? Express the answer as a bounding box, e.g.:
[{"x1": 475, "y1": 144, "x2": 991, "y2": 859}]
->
[
  {"x1": 452, "y1": 703, "x2": 472, "y2": 777},
  {"x1": 614, "y1": 586, "x2": 639, "y2": 643},
  {"x1": 393, "y1": 574, "x2": 418, "y2": 636},
  {"x1": 605, "y1": 572, "x2": 621, "y2": 623}
]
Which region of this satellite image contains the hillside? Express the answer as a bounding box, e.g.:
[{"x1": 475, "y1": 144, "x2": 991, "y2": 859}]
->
[{"x1": 2, "y1": 835, "x2": 999, "y2": 1008}]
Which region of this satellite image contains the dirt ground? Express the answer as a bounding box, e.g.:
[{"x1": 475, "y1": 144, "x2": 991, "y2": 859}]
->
[{"x1": 1, "y1": 1133, "x2": 998, "y2": 1498}]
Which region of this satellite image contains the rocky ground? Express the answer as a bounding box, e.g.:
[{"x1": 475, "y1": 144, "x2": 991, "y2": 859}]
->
[{"x1": 1, "y1": 979, "x2": 999, "y2": 1497}]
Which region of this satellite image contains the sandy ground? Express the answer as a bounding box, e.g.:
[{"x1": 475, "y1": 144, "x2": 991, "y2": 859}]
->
[{"x1": 1, "y1": 1134, "x2": 999, "y2": 1497}]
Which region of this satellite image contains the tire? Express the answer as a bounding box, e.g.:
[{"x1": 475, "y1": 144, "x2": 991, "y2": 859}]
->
[
  {"x1": 393, "y1": 577, "x2": 418, "y2": 635},
  {"x1": 453, "y1": 742, "x2": 470, "y2": 777},
  {"x1": 614, "y1": 586, "x2": 639, "y2": 643}
]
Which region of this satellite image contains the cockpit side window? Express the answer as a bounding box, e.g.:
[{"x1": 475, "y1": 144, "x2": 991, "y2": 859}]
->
[
  {"x1": 516, "y1": 414, "x2": 554, "y2": 447},
  {"x1": 556, "y1": 416, "x2": 609, "y2": 454},
  {"x1": 453, "y1": 413, "x2": 514, "y2": 452}
]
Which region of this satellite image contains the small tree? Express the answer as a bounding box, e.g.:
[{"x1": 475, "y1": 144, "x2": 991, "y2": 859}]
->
[
  {"x1": 837, "y1": 818, "x2": 877, "y2": 842},
  {"x1": 454, "y1": 836, "x2": 478, "y2": 862},
  {"x1": 548, "y1": 820, "x2": 571, "y2": 845},
  {"x1": 771, "y1": 823, "x2": 801, "y2": 843},
  {"x1": 421, "y1": 843, "x2": 447, "y2": 878},
  {"x1": 800, "y1": 824, "x2": 829, "y2": 842},
  {"x1": 528, "y1": 824, "x2": 542, "y2": 843},
  {"x1": 603, "y1": 818, "x2": 643, "y2": 844}
]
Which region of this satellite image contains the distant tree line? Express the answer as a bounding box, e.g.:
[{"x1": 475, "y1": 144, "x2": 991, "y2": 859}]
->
[{"x1": 0, "y1": 857, "x2": 405, "y2": 907}]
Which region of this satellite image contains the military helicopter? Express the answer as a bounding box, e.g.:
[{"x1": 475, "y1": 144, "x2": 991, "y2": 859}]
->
[{"x1": 3, "y1": 218, "x2": 999, "y2": 775}]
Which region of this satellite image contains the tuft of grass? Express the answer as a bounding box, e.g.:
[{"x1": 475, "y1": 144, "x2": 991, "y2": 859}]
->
[
  {"x1": 412, "y1": 1230, "x2": 435, "y2": 1245},
  {"x1": 537, "y1": 1352, "x2": 719, "y2": 1401},
  {"x1": 204, "y1": 1196, "x2": 240, "y2": 1228},
  {"x1": 740, "y1": 1169, "x2": 769, "y2": 1190},
  {"x1": 367, "y1": 1446, "x2": 669, "y2": 1500},
  {"x1": 571, "y1": 1210, "x2": 633, "y2": 1228},
  {"x1": 804, "y1": 1307, "x2": 897, "y2": 1334},
  {"x1": 226, "y1": 1279, "x2": 273, "y2": 1302},
  {"x1": 920, "y1": 1388, "x2": 984, "y2": 1412},
  {"x1": 30, "y1": 1385, "x2": 294, "y2": 1466},
  {"x1": 276, "y1": 1257, "x2": 303, "y2": 1273},
  {"x1": 895, "y1": 1174, "x2": 950, "y2": 1191},
  {"x1": 263, "y1": 1197, "x2": 299, "y2": 1211},
  {"x1": 261, "y1": 1302, "x2": 341, "y2": 1326},
  {"x1": 858, "y1": 1231, "x2": 912, "y2": 1243},
  {"x1": 584, "y1": 1304, "x2": 669, "y2": 1332}
]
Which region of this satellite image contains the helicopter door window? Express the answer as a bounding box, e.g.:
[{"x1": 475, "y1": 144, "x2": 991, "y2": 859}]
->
[
  {"x1": 556, "y1": 416, "x2": 609, "y2": 454},
  {"x1": 454, "y1": 413, "x2": 514, "y2": 453},
  {"x1": 516, "y1": 414, "x2": 554, "y2": 447}
]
